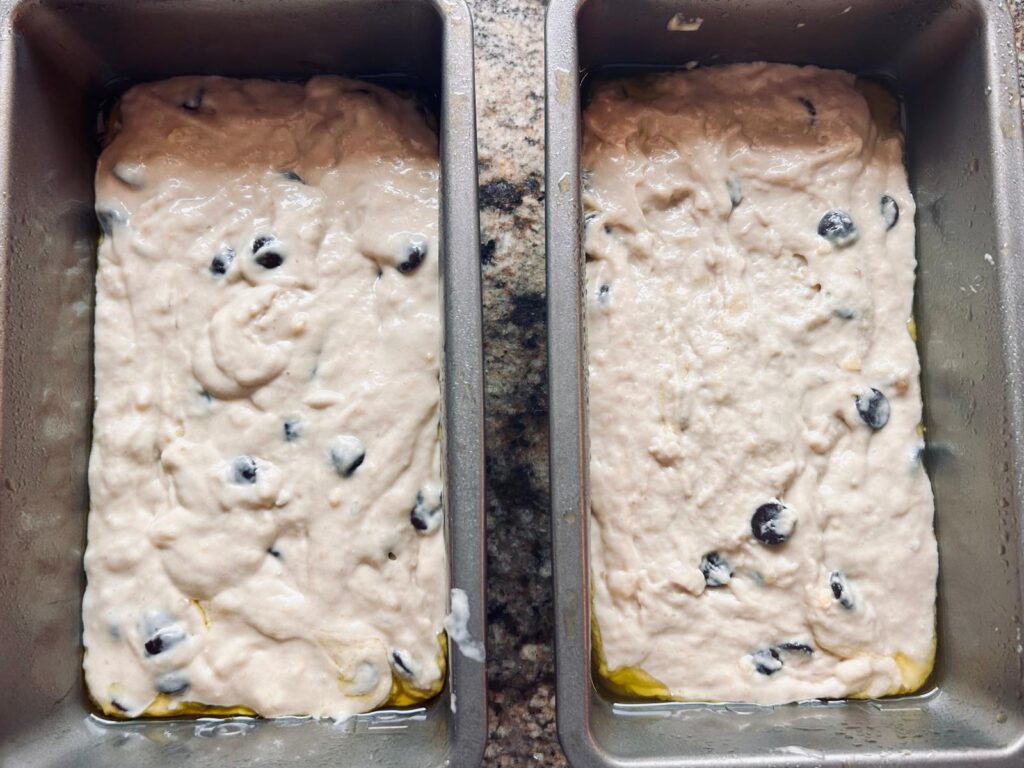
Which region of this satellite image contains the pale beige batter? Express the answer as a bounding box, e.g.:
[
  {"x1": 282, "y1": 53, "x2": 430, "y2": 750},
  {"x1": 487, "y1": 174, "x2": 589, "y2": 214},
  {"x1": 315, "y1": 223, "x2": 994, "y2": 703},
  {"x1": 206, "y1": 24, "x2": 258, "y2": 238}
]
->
[
  {"x1": 83, "y1": 76, "x2": 446, "y2": 720},
  {"x1": 584, "y1": 64, "x2": 937, "y2": 704}
]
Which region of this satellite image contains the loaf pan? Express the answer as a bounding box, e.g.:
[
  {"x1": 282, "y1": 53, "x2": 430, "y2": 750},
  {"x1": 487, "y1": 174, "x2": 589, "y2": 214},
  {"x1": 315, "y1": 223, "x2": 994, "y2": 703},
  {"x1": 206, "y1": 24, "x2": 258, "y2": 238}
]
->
[
  {"x1": 0, "y1": 1, "x2": 485, "y2": 766},
  {"x1": 546, "y1": 0, "x2": 1024, "y2": 765}
]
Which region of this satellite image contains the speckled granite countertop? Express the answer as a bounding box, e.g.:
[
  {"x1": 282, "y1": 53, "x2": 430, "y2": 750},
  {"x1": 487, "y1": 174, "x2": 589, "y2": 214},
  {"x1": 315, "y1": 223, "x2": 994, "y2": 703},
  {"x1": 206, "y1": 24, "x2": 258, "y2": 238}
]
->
[
  {"x1": 473, "y1": 2, "x2": 1024, "y2": 765},
  {"x1": 469, "y1": 1, "x2": 559, "y2": 764}
]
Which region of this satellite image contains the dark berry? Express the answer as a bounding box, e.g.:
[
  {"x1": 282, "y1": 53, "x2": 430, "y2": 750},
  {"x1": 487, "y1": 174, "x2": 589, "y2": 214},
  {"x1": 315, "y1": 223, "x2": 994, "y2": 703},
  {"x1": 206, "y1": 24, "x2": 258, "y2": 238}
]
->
[
  {"x1": 112, "y1": 163, "x2": 144, "y2": 188},
  {"x1": 141, "y1": 613, "x2": 186, "y2": 656},
  {"x1": 397, "y1": 242, "x2": 427, "y2": 274},
  {"x1": 231, "y1": 455, "x2": 258, "y2": 484},
  {"x1": 699, "y1": 551, "x2": 733, "y2": 587},
  {"x1": 210, "y1": 247, "x2": 235, "y2": 276},
  {"x1": 254, "y1": 251, "x2": 284, "y2": 269},
  {"x1": 881, "y1": 194, "x2": 899, "y2": 230},
  {"x1": 598, "y1": 283, "x2": 611, "y2": 303},
  {"x1": 833, "y1": 307, "x2": 856, "y2": 320},
  {"x1": 751, "y1": 501, "x2": 797, "y2": 545},
  {"x1": 279, "y1": 170, "x2": 304, "y2": 183},
  {"x1": 252, "y1": 235, "x2": 275, "y2": 254},
  {"x1": 283, "y1": 418, "x2": 302, "y2": 442},
  {"x1": 154, "y1": 671, "x2": 190, "y2": 695},
  {"x1": 389, "y1": 649, "x2": 416, "y2": 679},
  {"x1": 110, "y1": 698, "x2": 128, "y2": 713},
  {"x1": 267, "y1": 546, "x2": 282, "y2": 558},
  {"x1": 410, "y1": 489, "x2": 443, "y2": 534},
  {"x1": 855, "y1": 388, "x2": 890, "y2": 430},
  {"x1": 829, "y1": 570, "x2": 856, "y2": 610},
  {"x1": 329, "y1": 435, "x2": 365, "y2": 477},
  {"x1": 817, "y1": 210, "x2": 859, "y2": 247},
  {"x1": 751, "y1": 647, "x2": 783, "y2": 675},
  {"x1": 96, "y1": 207, "x2": 126, "y2": 236},
  {"x1": 797, "y1": 96, "x2": 816, "y2": 121},
  {"x1": 776, "y1": 642, "x2": 815, "y2": 655},
  {"x1": 727, "y1": 177, "x2": 743, "y2": 208},
  {"x1": 182, "y1": 88, "x2": 204, "y2": 111}
]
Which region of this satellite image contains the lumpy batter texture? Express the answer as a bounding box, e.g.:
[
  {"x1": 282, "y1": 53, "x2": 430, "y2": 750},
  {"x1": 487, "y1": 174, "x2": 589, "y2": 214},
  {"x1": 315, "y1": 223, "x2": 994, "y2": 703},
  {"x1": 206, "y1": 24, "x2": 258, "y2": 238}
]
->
[
  {"x1": 584, "y1": 64, "x2": 937, "y2": 704},
  {"x1": 83, "y1": 76, "x2": 446, "y2": 719}
]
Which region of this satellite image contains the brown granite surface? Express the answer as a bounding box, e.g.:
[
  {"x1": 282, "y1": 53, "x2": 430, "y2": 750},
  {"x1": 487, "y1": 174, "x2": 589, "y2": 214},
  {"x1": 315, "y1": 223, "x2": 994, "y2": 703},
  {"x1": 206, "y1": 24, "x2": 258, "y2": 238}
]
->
[
  {"x1": 474, "y1": 1, "x2": 1024, "y2": 765},
  {"x1": 469, "y1": 0, "x2": 562, "y2": 764}
]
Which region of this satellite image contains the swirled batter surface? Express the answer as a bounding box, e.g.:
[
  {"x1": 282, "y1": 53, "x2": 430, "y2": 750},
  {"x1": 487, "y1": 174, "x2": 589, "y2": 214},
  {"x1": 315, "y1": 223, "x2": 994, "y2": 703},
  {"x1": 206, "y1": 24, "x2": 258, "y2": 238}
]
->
[
  {"x1": 83, "y1": 76, "x2": 445, "y2": 719},
  {"x1": 584, "y1": 64, "x2": 937, "y2": 704}
]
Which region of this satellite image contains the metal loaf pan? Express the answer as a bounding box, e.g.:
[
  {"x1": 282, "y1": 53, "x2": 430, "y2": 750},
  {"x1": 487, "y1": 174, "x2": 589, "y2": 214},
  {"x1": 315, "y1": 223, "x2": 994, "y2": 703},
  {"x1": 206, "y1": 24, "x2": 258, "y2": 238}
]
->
[
  {"x1": 546, "y1": 0, "x2": 1024, "y2": 765},
  {"x1": 0, "y1": 1, "x2": 485, "y2": 767}
]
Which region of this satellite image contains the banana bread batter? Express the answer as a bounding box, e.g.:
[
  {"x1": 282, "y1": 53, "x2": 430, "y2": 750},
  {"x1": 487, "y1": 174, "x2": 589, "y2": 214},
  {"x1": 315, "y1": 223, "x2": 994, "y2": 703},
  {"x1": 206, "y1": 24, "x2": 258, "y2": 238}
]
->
[
  {"x1": 83, "y1": 76, "x2": 445, "y2": 719},
  {"x1": 584, "y1": 64, "x2": 937, "y2": 704}
]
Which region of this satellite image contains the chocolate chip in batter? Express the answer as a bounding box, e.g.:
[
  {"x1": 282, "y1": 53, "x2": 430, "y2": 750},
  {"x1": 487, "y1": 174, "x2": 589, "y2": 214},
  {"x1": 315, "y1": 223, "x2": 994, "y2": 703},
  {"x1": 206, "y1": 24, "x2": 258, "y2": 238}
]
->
[
  {"x1": 776, "y1": 641, "x2": 815, "y2": 655},
  {"x1": 252, "y1": 235, "x2": 275, "y2": 254},
  {"x1": 154, "y1": 671, "x2": 190, "y2": 696},
  {"x1": 726, "y1": 177, "x2": 743, "y2": 209},
  {"x1": 881, "y1": 194, "x2": 900, "y2": 230},
  {"x1": 397, "y1": 242, "x2": 427, "y2": 274},
  {"x1": 410, "y1": 489, "x2": 443, "y2": 534},
  {"x1": 389, "y1": 649, "x2": 417, "y2": 679},
  {"x1": 751, "y1": 501, "x2": 797, "y2": 545},
  {"x1": 328, "y1": 435, "x2": 365, "y2": 477},
  {"x1": 209, "y1": 247, "x2": 235, "y2": 276},
  {"x1": 751, "y1": 647, "x2": 783, "y2": 675},
  {"x1": 110, "y1": 698, "x2": 129, "y2": 713},
  {"x1": 283, "y1": 418, "x2": 302, "y2": 442},
  {"x1": 699, "y1": 551, "x2": 733, "y2": 587},
  {"x1": 231, "y1": 455, "x2": 258, "y2": 484},
  {"x1": 112, "y1": 163, "x2": 145, "y2": 189},
  {"x1": 141, "y1": 613, "x2": 186, "y2": 656},
  {"x1": 817, "y1": 210, "x2": 859, "y2": 247},
  {"x1": 181, "y1": 88, "x2": 204, "y2": 112},
  {"x1": 96, "y1": 207, "x2": 127, "y2": 236},
  {"x1": 829, "y1": 570, "x2": 856, "y2": 610},
  {"x1": 255, "y1": 250, "x2": 285, "y2": 270},
  {"x1": 797, "y1": 96, "x2": 817, "y2": 122},
  {"x1": 855, "y1": 388, "x2": 890, "y2": 430}
]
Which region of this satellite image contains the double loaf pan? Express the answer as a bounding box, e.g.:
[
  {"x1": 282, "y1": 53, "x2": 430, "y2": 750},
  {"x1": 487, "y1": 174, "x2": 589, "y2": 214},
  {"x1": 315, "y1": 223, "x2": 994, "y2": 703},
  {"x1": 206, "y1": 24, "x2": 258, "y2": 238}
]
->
[
  {"x1": 546, "y1": 0, "x2": 1024, "y2": 766},
  {"x1": 0, "y1": 1, "x2": 486, "y2": 767}
]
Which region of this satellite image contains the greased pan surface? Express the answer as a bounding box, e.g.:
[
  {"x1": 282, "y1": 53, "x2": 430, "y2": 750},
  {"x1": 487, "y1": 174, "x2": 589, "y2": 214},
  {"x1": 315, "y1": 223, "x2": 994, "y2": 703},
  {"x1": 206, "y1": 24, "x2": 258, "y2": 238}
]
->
[
  {"x1": 545, "y1": 0, "x2": 1024, "y2": 766},
  {"x1": 0, "y1": 1, "x2": 485, "y2": 767}
]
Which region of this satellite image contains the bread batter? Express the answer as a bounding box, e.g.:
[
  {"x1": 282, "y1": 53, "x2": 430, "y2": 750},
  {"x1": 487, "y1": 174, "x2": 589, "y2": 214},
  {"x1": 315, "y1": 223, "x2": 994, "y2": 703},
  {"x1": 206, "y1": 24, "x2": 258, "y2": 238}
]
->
[
  {"x1": 83, "y1": 76, "x2": 446, "y2": 719},
  {"x1": 584, "y1": 64, "x2": 937, "y2": 704}
]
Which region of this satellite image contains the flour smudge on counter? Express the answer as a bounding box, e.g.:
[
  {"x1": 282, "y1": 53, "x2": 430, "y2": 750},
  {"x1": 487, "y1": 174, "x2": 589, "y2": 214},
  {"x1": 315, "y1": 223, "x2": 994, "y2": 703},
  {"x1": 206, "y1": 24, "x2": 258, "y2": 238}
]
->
[
  {"x1": 83, "y1": 76, "x2": 446, "y2": 720},
  {"x1": 584, "y1": 64, "x2": 937, "y2": 704}
]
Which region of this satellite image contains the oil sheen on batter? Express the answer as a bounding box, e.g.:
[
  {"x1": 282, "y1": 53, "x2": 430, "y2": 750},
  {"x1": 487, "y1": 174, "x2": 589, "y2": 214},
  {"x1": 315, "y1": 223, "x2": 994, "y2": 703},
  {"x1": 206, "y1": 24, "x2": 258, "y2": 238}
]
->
[
  {"x1": 83, "y1": 76, "x2": 446, "y2": 719},
  {"x1": 584, "y1": 64, "x2": 937, "y2": 704}
]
